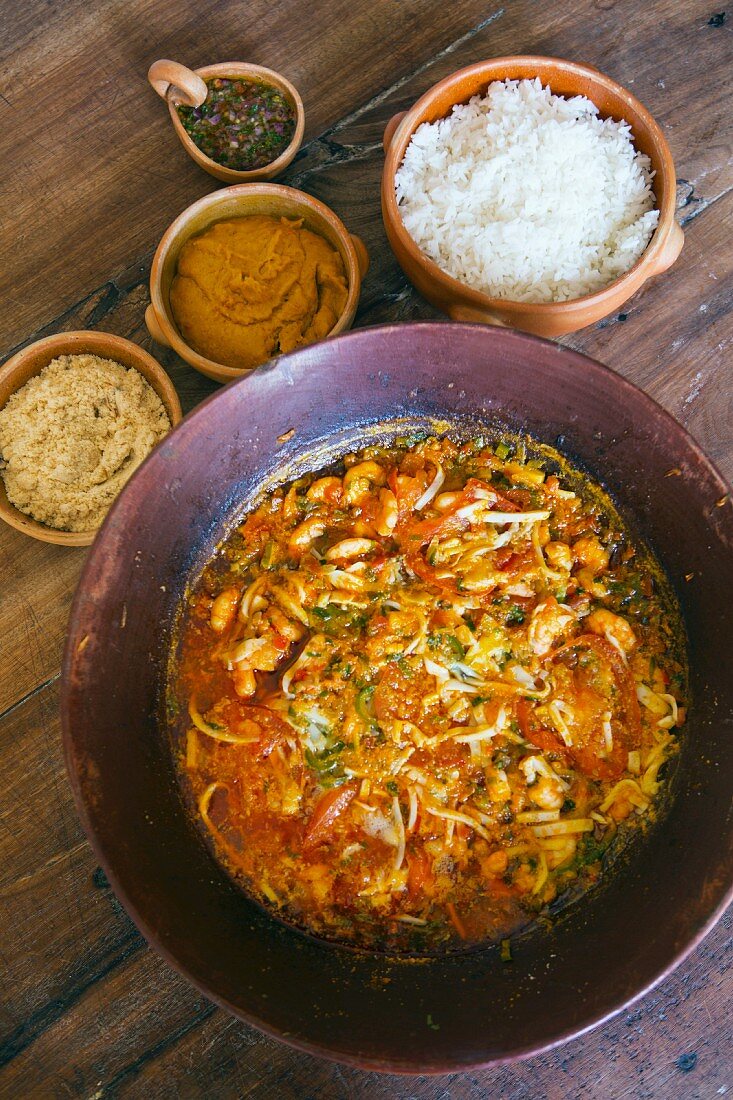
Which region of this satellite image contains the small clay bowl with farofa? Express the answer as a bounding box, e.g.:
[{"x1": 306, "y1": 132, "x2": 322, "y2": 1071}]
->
[{"x1": 0, "y1": 331, "x2": 182, "y2": 547}]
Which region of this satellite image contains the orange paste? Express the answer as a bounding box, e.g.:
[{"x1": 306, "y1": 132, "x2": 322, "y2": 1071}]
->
[{"x1": 170, "y1": 216, "x2": 348, "y2": 370}]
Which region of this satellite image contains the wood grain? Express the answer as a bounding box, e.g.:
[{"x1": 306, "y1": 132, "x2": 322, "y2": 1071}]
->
[{"x1": 0, "y1": 0, "x2": 731, "y2": 1094}]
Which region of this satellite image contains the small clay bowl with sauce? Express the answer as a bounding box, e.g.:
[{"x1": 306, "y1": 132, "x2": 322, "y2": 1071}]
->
[
  {"x1": 0, "y1": 331, "x2": 182, "y2": 547},
  {"x1": 145, "y1": 183, "x2": 370, "y2": 384},
  {"x1": 381, "y1": 56, "x2": 683, "y2": 337},
  {"x1": 148, "y1": 59, "x2": 305, "y2": 184}
]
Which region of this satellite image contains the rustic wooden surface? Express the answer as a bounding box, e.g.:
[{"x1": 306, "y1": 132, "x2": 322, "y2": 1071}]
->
[{"x1": 1, "y1": 0, "x2": 731, "y2": 1095}]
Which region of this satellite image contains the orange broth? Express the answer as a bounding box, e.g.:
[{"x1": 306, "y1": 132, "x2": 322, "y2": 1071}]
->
[{"x1": 169, "y1": 433, "x2": 687, "y2": 951}]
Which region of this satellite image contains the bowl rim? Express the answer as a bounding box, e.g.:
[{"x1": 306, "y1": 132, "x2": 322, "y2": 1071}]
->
[
  {"x1": 165, "y1": 61, "x2": 306, "y2": 182},
  {"x1": 148, "y1": 182, "x2": 364, "y2": 382},
  {"x1": 61, "y1": 323, "x2": 733, "y2": 1071},
  {"x1": 381, "y1": 54, "x2": 680, "y2": 316},
  {"x1": 0, "y1": 330, "x2": 182, "y2": 546}
]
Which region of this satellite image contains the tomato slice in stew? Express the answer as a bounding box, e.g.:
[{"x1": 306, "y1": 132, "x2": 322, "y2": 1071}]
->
[
  {"x1": 302, "y1": 782, "x2": 359, "y2": 850},
  {"x1": 515, "y1": 698, "x2": 572, "y2": 763},
  {"x1": 517, "y1": 633, "x2": 643, "y2": 781},
  {"x1": 407, "y1": 848, "x2": 434, "y2": 896}
]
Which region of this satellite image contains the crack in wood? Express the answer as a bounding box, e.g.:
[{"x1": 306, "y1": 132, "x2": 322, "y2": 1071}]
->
[
  {"x1": 0, "y1": 932, "x2": 143, "y2": 1068},
  {"x1": 678, "y1": 182, "x2": 733, "y2": 228},
  {"x1": 3, "y1": 280, "x2": 133, "y2": 361},
  {"x1": 97, "y1": 1001, "x2": 219, "y2": 1095},
  {"x1": 4, "y1": 840, "x2": 88, "y2": 891},
  {"x1": 257, "y1": 7, "x2": 505, "y2": 190},
  {"x1": 0, "y1": 673, "x2": 60, "y2": 727},
  {"x1": 301, "y1": 7, "x2": 506, "y2": 149},
  {"x1": 285, "y1": 138, "x2": 383, "y2": 189}
]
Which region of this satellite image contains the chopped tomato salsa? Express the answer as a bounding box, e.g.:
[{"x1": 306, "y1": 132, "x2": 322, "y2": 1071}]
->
[{"x1": 177, "y1": 76, "x2": 296, "y2": 171}]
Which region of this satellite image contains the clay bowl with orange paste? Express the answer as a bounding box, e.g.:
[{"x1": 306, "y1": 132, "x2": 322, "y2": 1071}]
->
[
  {"x1": 0, "y1": 331, "x2": 181, "y2": 547},
  {"x1": 148, "y1": 59, "x2": 305, "y2": 184},
  {"x1": 381, "y1": 57, "x2": 683, "y2": 336},
  {"x1": 145, "y1": 183, "x2": 370, "y2": 384}
]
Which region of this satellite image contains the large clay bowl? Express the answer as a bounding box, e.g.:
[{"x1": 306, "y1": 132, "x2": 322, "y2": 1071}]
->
[
  {"x1": 381, "y1": 57, "x2": 683, "y2": 336},
  {"x1": 61, "y1": 324, "x2": 733, "y2": 1071}
]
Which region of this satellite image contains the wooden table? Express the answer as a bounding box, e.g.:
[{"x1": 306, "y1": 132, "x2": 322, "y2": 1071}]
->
[{"x1": 1, "y1": 1, "x2": 731, "y2": 1095}]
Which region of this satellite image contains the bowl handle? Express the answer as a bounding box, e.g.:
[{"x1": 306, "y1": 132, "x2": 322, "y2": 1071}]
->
[
  {"x1": 383, "y1": 111, "x2": 407, "y2": 153},
  {"x1": 350, "y1": 234, "x2": 370, "y2": 279},
  {"x1": 447, "y1": 304, "x2": 510, "y2": 328},
  {"x1": 148, "y1": 59, "x2": 208, "y2": 107},
  {"x1": 145, "y1": 304, "x2": 172, "y2": 348},
  {"x1": 648, "y1": 221, "x2": 684, "y2": 276}
]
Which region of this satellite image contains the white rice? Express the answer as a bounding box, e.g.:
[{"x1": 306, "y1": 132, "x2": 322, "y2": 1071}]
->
[{"x1": 394, "y1": 78, "x2": 659, "y2": 304}]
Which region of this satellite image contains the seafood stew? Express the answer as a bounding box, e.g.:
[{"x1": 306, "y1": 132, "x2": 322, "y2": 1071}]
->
[{"x1": 170, "y1": 431, "x2": 687, "y2": 952}]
